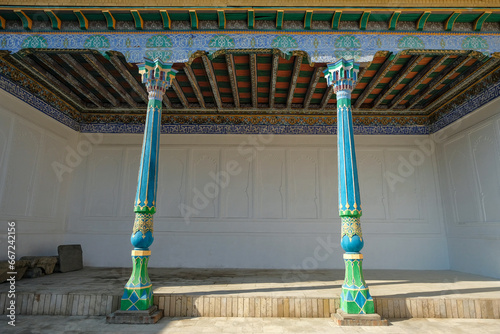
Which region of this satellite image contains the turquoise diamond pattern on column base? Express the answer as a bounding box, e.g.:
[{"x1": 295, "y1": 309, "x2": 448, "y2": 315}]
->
[
  {"x1": 121, "y1": 286, "x2": 153, "y2": 311},
  {"x1": 341, "y1": 288, "x2": 375, "y2": 314}
]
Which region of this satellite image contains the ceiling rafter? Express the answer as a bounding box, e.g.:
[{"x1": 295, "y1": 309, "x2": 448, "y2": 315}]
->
[
  {"x1": 388, "y1": 55, "x2": 447, "y2": 109},
  {"x1": 406, "y1": 54, "x2": 471, "y2": 109},
  {"x1": 59, "y1": 53, "x2": 119, "y2": 107},
  {"x1": 225, "y1": 54, "x2": 240, "y2": 108},
  {"x1": 250, "y1": 53, "x2": 258, "y2": 108},
  {"x1": 171, "y1": 78, "x2": 189, "y2": 108},
  {"x1": 269, "y1": 53, "x2": 279, "y2": 108},
  {"x1": 82, "y1": 53, "x2": 138, "y2": 107},
  {"x1": 162, "y1": 95, "x2": 172, "y2": 109},
  {"x1": 183, "y1": 64, "x2": 206, "y2": 108},
  {"x1": 12, "y1": 53, "x2": 85, "y2": 107},
  {"x1": 202, "y1": 55, "x2": 222, "y2": 110},
  {"x1": 427, "y1": 56, "x2": 500, "y2": 115},
  {"x1": 372, "y1": 54, "x2": 425, "y2": 109},
  {"x1": 37, "y1": 53, "x2": 103, "y2": 107},
  {"x1": 303, "y1": 66, "x2": 324, "y2": 109},
  {"x1": 320, "y1": 85, "x2": 334, "y2": 110},
  {"x1": 286, "y1": 55, "x2": 303, "y2": 108},
  {"x1": 425, "y1": 55, "x2": 498, "y2": 112},
  {"x1": 107, "y1": 52, "x2": 148, "y2": 104},
  {"x1": 353, "y1": 50, "x2": 393, "y2": 108}
]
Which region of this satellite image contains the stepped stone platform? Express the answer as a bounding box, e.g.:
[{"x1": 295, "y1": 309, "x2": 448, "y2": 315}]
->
[{"x1": 1, "y1": 268, "x2": 499, "y2": 319}]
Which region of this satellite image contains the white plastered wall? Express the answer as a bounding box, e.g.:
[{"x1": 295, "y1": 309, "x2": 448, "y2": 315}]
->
[
  {"x1": 63, "y1": 132, "x2": 449, "y2": 270},
  {"x1": 0, "y1": 88, "x2": 452, "y2": 271},
  {"x1": 435, "y1": 97, "x2": 500, "y2": 279},
  {"x1": 0, "y1": 89, "x2": 77, "y2": 258}
]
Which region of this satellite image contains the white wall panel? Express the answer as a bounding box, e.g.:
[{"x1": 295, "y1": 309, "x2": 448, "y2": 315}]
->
[
  {"x1": 255, "y1": 149, "x2": 286, "y2": 219},
  {"x1": 1, "y1": 120, "x2": 41, "y2": 216},
  {"x1": 288, "y1": 149, "x2": 319, "y2": 219},
  {"x1": 84, "y1": 148, "x2": 123, "y2": 217},
  {"x1": 220, "y1": 149, "x2": 252, "y2": 218},
  {"x1": 436, "y1": 96, "x2": 500, "y2": 278},
  {"x1": 157, "y1": 148, "x2": 188, "y2": 218},
  {"x1": 189, "y1": 149, "x2": 219, "y2": 218}
]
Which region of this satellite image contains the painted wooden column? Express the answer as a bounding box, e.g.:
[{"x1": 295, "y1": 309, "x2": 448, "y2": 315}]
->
[
  {"x1": 121, "y1": 58, "x2": 177, "y2": 311},
  {"x1": 324, "y1": 59, "x2": 375, "y2": 315}
]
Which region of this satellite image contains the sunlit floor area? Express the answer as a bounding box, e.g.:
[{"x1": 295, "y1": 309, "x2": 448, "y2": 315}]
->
[{"x1": 1, "y1": 268, "x2": 499, "y2": 320}]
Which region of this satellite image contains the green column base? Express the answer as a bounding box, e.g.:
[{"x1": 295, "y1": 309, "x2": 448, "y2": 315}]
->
[
  {"x1": 121, "y1": 250, "x2": 153, "y2": 311},
  {"x1": 341, "y1": 254, "x2": 375, "y2": 314}
]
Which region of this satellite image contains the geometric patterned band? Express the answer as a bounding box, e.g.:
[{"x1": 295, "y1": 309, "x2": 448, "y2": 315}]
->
[
  {"x1": 341, "y1": 216, "x2": 363, "y2": 241},
  {"x1": 132, "y1": 213, "x2": 154, "y2": 238}
]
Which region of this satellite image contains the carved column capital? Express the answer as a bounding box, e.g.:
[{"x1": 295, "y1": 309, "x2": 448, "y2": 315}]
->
[{"x1": 138, "y1": 58, "x2": 178, "y2": 100}]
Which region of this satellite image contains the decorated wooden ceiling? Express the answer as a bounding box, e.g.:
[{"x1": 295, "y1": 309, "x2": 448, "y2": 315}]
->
[
  {"x1": 0, "y1": 6, "x2": 500, "y2": 32},
  {"x1": 0, "y1": 48, "x2": 499, "y2": 133}
]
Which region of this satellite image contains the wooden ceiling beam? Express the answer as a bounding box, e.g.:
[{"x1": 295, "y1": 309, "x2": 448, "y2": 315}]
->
[
  {"x1": 202, "y1": 55, "x2": 222, "y2": 110},
  {"x1": 73, "y1": 10, "x2": 88, "y2": 30},
  {"x1": 474, "y1": 12, "x2": 491, "y2": 31},
  {"x1": 425, "y1": 55, "x2": 498, "y2": 112},
  {"x1": 320, "y1": 85, "x2": 334, "y2": 110},
  {"x1": 353, "y1": 51, "x2": 394, "y2": 108},
  {"x1": 269, "y1": 53, "x2": 279, "y2": 108},
  {"x1": 162, "y1": 95, "x2": 172, "y2": 109},
  {"x1": 388, "y1": 11, "x2": 400, "y2": 30},
  {"x1": 184, "y1": 64, "x2": 206, "y2": 108},
  {"x1": 59, "y1": 53, "x2": 120, "y2": 107},
  {"x1": 130, "y1": 10, "x2": 144, "y2": 30},
  {"x1": 102, "y1": 10, "x2": 116, "y2": 30},
  {"x1": 171, "y1": 78, "x2": 189, "y2": 108},
  {"x1": 286, "y1": 55, "x2": 303, "y2": 108},
  {"x1": 388, "y1": 55, "x2": 447, "y2": 109},
  {"x1": 406, "y1": 54, "x2": 470, "y2": 109},
  {"x1": 372, "y1": 54, "x2": 425, "y2": 109},
  {"x1": 225, "y1": 54, "x2": 240, "y2": 108},
  {"x1": 107, "y1": 52, "x2": 149, "y2": 104},
  {"x1": 44, "y1": 10, "x2": 61, "y2": 30},
  {"x1": 160, "y1": 10, "x2": 171, "y2": 30},
  {"x1": 12, "y1": 54, "x2": 85, "y2": 107},
  {"x1": 37, "y1": 53, "x2": 103, "y2": 108},
  {"x1": 82, "y1": 53, "x2": 138, "y2": 108},
  {"x1": 303, "y1": 66, "x2": 324, "y2": 110},
  {"x1": 250, "y1": 53, "x2": 258, "y2": 108},
  {"x1": 14, "y1": 10, "x2": 32, "y2": 30}
]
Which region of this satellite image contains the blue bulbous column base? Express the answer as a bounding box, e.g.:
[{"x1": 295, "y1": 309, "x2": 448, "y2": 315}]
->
[
  {"x1": 121, "y1": 212, "x2": 155, "y2": 311},
  {"x1": 121, "y1": 250, "x2": 153, "y2": 311}
]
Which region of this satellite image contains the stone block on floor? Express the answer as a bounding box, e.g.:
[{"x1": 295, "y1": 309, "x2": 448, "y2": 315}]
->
[
  {"x1": 0, "y1": 259, "x2": 30, "y2": 282},
  {"x1": 56, "y1": 245, "x2": 83, "y2": 273},
  {"x1": 20, "y1": 256, "x2": 58, "y2": 275}
]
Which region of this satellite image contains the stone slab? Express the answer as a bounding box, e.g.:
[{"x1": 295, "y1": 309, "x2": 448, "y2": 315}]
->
[
  {"x1": 20, "y1": 256, "x2": 58, "y2": 275},
  {"x1": 106, "y1": 305, "x2": 163, "y2": 324},
  {"x1": 333, "y1": 309, "x2": 389, "y2": 326},
  {"x1": 56, "y1": 245, "x2": 83, "y2": 273}
]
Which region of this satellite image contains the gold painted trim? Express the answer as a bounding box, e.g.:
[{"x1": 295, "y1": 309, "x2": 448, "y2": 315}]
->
[
  {"x1": 125, "y1": 284, "x2": 152, "y2": 289},
  {"x1": 132, "y1": 250, "x2": 151, "y2": 256},
  {"x1": 344, "y1": 253, "x2": 363, "y2": 259}
]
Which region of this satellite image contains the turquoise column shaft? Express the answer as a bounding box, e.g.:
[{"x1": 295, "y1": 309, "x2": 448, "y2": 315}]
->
[
  {"x1": 121, "y1": 58, "x2": 177, "y2": 311},
  {"x1": 324, "y1": 59, "x2": 374, "y2": 314}
]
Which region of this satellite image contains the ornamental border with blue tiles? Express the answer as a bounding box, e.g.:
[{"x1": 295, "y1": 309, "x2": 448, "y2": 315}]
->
[
  {"x1": 1, "y1": 67, "x2": 499, "y2": 135},
  {"x1": 0, "y1": 74, "x2": 80, "y2": 131},
  {"x1": 1, "y1": 30, "x2": 499, "y2": 63}
]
